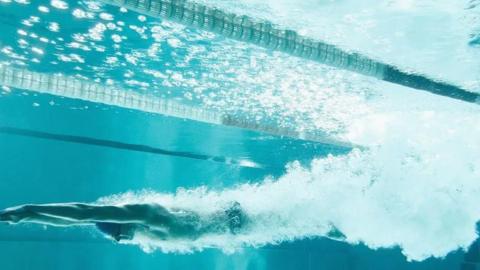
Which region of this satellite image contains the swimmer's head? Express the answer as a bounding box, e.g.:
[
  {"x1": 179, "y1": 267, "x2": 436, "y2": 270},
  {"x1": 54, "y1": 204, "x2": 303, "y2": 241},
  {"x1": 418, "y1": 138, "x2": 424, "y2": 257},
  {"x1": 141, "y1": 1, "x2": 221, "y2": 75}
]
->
[
  {"x1": 96, "y1": 222, "x2": 137, "y2": 242},
  {"x1": 225, "y1": 202, "x2": 247, "y2": 234}
]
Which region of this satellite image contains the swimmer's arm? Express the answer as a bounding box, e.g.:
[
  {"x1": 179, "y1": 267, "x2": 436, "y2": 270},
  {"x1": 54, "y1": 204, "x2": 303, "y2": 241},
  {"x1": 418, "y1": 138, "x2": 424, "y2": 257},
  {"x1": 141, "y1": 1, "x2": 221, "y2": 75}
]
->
[
  {"x1": 1, "y1": 203, "x2": 173, "y2": 225},
  {"x1": 0, "y1": 206, "x2": 85, "y2": 226}
]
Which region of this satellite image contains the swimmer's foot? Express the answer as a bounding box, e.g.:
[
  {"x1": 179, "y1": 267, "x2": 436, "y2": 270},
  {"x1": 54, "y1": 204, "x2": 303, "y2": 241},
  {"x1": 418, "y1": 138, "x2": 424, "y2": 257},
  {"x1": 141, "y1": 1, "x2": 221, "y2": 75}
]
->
[{"x1": 225, "y1": 202, "x2": 247, "y2": 234}]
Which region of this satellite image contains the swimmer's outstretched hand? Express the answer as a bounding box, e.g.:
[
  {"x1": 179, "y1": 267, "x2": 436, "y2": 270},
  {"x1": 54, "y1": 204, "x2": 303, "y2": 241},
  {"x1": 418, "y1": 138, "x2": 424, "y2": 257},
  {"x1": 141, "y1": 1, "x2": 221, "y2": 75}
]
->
[
  {"x1": 0, "y1": 206, "x2": 30, "y2": 224},
  {"x1": 0, "y1": 211, "x2": 6, "y2": 222}
]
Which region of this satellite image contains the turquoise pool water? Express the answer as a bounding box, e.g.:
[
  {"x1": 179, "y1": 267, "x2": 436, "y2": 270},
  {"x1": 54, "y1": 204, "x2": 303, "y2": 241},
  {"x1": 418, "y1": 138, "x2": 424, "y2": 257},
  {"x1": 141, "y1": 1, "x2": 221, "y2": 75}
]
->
[{"x1": 1, "y1": 0, "x2": 480, "y2": 269}]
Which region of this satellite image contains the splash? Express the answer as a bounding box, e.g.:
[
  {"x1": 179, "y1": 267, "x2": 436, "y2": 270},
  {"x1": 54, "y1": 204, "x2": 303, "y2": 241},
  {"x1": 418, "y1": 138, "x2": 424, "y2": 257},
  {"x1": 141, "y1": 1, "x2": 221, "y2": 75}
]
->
[
  {"x1": 98, "y1": 98, "x2": 480, "y2": 261},
  {"x1": 2, "y1": 0, "x2": 478, "y2": 262}
]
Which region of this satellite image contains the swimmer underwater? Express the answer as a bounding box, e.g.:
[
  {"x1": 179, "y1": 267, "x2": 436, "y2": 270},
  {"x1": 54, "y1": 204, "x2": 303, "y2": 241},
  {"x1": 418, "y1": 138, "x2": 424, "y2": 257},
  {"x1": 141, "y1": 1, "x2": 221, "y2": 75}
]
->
[{"x1": 0, "y1": 201, "x2": 246, "y2": 243}]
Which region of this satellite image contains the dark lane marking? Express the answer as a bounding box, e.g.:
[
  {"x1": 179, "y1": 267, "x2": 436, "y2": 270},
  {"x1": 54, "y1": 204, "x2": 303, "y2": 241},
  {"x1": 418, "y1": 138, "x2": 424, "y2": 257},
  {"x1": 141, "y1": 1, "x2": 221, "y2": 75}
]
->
[{"x1": 0, "y1": 126, "x2": 263, "y2": 169}]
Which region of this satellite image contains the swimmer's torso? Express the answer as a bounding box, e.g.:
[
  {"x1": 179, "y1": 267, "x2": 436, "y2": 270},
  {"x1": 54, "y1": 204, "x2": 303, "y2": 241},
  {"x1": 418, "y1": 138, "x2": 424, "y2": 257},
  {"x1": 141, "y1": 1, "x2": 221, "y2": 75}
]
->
[
  {"x1": 98, "y1": 203, "x2": 246, "y2": 242},
  {"x1": 1, "y1": 201, "x2": 247, "y2": 243}
]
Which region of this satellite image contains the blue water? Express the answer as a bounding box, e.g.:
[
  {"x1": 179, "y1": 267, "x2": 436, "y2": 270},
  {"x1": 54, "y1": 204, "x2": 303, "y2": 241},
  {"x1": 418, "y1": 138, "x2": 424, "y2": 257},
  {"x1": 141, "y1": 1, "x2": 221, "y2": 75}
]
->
[
  {"x1": 1, "y1": 90, "x2": 474, "y2": 270},
  {"x1": 1, "y1": 0, "x2": 480, "y2": 269}
]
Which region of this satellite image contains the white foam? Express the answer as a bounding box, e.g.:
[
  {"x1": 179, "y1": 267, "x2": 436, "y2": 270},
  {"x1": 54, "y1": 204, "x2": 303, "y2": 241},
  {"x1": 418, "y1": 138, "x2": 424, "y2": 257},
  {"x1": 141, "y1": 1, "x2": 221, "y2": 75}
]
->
[{"x1": 97, "y1": 103, "x2": 480, "y2": 261}]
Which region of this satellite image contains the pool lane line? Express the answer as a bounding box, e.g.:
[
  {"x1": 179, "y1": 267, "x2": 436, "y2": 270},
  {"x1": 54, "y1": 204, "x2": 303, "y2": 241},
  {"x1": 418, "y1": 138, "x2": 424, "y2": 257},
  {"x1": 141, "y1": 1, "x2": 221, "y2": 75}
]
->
[
  {"x1": 98, "y1": 0, "x2": 480, "y2": 105},
  {"x1": 0, "y1": 65, "x2": 357, "y2": 149},
  {"x1": 0, "y1": 126, "x2": 264, "y2": 169}
]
